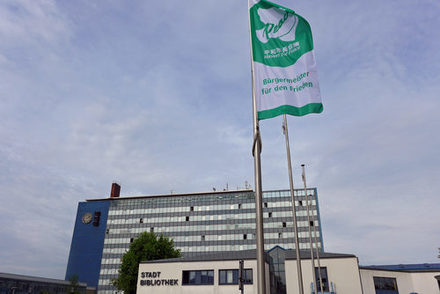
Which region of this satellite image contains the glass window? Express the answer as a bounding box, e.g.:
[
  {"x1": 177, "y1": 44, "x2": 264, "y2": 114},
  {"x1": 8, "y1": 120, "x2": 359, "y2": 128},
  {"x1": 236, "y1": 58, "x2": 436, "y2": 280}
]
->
[
  {"x1": 315, "y1": 267, "x2": 329, "y2": 292},
  {"x1": 182, "y1": 270, "x2": 214, "y2": 285},
  {"x1": 373, "y1": 277, "x2": 398, "y2": 293},
  {"x1": 219, "y1": 269, "x2": 253, "y2": 285}
]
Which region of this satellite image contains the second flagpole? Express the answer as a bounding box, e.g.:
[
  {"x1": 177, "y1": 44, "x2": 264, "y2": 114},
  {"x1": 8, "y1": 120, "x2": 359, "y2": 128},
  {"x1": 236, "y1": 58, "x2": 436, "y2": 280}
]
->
[{"x1": 282, "y1": 114, "x2": 304, "y2": 294}]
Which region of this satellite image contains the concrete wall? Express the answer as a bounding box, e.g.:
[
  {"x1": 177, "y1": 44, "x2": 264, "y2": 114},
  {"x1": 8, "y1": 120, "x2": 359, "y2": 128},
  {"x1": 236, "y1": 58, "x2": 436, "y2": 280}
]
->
[
  {"x1": 286, "y1": 257, "x2": 363, "y2": 294},
  {"x1": 137, "y1": 259, "x2": 270, "y2": 294},
  {"x1": 360, "y1": 268, "x2": 440, "y2": 294},
  {"x1": 410, "y1": 272, "x2": 440, "y2": 293}
]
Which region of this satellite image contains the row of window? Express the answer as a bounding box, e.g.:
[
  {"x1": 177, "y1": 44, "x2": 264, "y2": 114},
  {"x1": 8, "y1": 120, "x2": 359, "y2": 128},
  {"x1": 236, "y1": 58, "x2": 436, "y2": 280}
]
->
[
  {"x1": 107, "y1": 199, "x2": 317, "y2": 216},
  {"x1": 104, "y1": 230, "x2": 320, "y2": 252},
  {"x1": 103, "y1": 238, "x2": 320, "y2": 254},
  {"x1": 109, "y1": 192, "x2": 254, "y2": 208},
  {"x1": 106, "y1": 219, "x2": 318, "y2": 235},
  {"x1": 264, "y1": 210, "x2": 317, "y2": 218},
  {"x1": 100, "y1": 268, "x2": 119, "y2": 275},
  {"x1": 103, "y1": 229, "x2": 320, "y2": 246},
  {"x1": 105, "y1": 220, "x2": 319, "y2": 239},
  {"x1": 266, "y1": 200, "x2": 316, "y2": 208},
  {"x1": 108, "y1": 189, "x2": 314, "y2": 207},
  {"x1": 99, "y1": 268, "x2": 252, "y2": 283},
  {"x1": 181, "y1": 269, "x2": 253, "y2": 285},
  {"x1": 98, "y1": 279, "x2": 111, "y2": 286},
  {"x1": 107, "y1": 209, "x2": 317, "y2": 225},
  {"x1": 106, "y1": 222, "x2": 259, "y2": 235},
  {"x1": 101, "y1": 258, "x2": 122, "y2": 265}
]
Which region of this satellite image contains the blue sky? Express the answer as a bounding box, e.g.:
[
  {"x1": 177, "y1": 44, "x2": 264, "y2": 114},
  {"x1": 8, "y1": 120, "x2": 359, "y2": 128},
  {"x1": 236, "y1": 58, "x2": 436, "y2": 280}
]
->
[{"x1": 0, "y1": 0, "x2": 439, "y2": 278}]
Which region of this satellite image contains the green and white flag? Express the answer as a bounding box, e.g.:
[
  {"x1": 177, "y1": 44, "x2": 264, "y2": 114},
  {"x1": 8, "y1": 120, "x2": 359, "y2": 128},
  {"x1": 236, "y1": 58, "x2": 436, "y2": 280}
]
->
[{"x1": 249, "y1": 0, "x2": 323, "y2": 120}]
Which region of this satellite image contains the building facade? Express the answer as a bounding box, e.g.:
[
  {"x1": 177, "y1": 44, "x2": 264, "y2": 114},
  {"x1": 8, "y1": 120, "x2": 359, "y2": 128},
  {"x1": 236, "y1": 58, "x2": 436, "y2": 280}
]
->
[
  {"x1": 136, "y1": 252, "x2": 440, "y2": 294},
  {"x1": 0, "y1": 273, "x2": 88, "y2": 294},
  {"x1": 285, "y1": 252, "x2": 363, "y2": 294},
  {"x1": 65, "y1": 186, "x2": 323, "y2": 294},
  {"x1": 360, "y1": 263, "x2": 440, "y2": 294},
  {"x1": 137, "y1": 250, "x2": 271, "y2": 294}
]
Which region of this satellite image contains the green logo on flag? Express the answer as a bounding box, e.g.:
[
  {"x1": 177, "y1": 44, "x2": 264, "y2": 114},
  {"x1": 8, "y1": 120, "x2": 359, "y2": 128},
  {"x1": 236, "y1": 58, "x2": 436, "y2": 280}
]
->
[
  {"x1": 256, "y1": 9, "x2": 298, "y2": 44},
  {"x1": 250, "y1": 1, "x2": 314, "y2": 68}
]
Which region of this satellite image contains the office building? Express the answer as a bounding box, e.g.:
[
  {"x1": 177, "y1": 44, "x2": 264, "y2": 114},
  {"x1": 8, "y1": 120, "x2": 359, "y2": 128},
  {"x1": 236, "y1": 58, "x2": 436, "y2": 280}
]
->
[{"x1": 65, "y1": 184, "x2": 323, "y2": 293}]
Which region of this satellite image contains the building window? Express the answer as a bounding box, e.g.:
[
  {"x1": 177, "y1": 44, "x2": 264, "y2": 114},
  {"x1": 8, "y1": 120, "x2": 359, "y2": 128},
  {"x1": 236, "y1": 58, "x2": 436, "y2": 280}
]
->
[
  {"x1": 150, "y1": 227, "x2": 154, "y2": 232},
  {"x1": 182, "y1": 270, "x2": 214, "y2": 285},
  {"x1": 278, "y1": 232, "x2": 282, "y2": 238},
  {"x1": 190, "y1": 206, "x2": 194, "y2": 211},
  {"x1": 264, "y1": 202, "x2": 268, "y2": 208},
  {"x1": 299, "y1": 200, "x2": 303, "y2": 206},
  {"x1": 201, "y1": 235, "x2": 205, "y2": 241},
  {"x1": 373, "y1": 277, "x2": 398, "y2": 293},
  {"x1": 282, "y1": 222, "x2": 286, "y2": 228},
  {"x1": 238, "y1": 203, "x2": 242, "y2": 209},
  {"x1": 268, "y1": 212, "x2": 272, "y2": 218},
  {"x1": 219, "y1": 269, "x2": 253, "y2": 285},
  {"x1": 93, "y1": 211, "x2": 101, "y2": 227},
  {"x1": 139, "y1": 218, "x2": 143, "y2": 223},
  {"x1": 186, "y1": 216, "x2": 189, "y2": 221},
  {"x1": 310, "y1": 220, "x2": 314, "y2": 227},
  {"x1": 243, "y1": 234, "x2": 247, "y2": 240},
  {"x1": 315, "y1": 267, "x2": 329, "y2": 292}
]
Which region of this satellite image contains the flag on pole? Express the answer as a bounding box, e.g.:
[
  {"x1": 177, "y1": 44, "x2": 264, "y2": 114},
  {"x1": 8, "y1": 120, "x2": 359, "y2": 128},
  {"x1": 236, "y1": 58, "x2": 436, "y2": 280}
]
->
[{"x1": 249, "y1": 0, "x2": 323, "y2": 120}]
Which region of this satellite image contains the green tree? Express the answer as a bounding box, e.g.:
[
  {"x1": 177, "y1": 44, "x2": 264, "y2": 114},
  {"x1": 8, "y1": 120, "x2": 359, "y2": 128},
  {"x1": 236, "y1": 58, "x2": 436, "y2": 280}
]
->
[
  {"x1": 111, "y1": 232, "x2": 181, "y2": 294},
  {"x1": 68, "y1": 274, "x2": 80, "y2": 294}
]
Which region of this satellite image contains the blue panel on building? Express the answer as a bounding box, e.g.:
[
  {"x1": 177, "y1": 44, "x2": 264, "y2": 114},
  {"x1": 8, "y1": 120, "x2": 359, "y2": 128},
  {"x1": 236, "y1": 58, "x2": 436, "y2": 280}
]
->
[{"x1": 65, "y1": 201, "x2": 109, "y2": 287}]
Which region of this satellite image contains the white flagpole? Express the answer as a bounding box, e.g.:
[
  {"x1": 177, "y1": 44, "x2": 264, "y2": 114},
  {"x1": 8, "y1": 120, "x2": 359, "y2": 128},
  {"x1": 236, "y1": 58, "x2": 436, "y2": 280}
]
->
[
  {"x1": 301, "y1": 164, "x2": 324, "y2": 294},
  {"x1": 301, "y1": 164, "x2": 318, "y2": 294},
  {"x1": 282, "y1": 114, "x2": 304, "y2": 294},
  {"x1": 249, "y1": 9, "x2": 267, "y2": 294}
]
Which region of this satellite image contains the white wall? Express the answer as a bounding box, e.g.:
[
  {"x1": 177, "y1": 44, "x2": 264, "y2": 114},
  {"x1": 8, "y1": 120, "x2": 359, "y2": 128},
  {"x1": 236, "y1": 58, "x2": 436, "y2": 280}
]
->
[
  {"x1": 360, "y1": 268, "x2": 440, "y2": 294},
  {"x1": 410, "y1": 272, "x2": 440, "y2": 294},
  {"x1": 137, "y1": 259, "x2": 270, "y2": 294},
  {"x1": 286, "y1": 257, "x2": 363, "y2": 294}
]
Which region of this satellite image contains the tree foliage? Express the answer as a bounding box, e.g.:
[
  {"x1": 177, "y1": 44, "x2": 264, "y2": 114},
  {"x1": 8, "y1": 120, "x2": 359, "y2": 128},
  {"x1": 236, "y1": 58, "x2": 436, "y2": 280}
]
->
[
  {"x1": 68, "y1": 274, "x2": 80, "y2": 294},
  {"x1": 111, "y1": 232, "x2": 181, "y2": 294}
]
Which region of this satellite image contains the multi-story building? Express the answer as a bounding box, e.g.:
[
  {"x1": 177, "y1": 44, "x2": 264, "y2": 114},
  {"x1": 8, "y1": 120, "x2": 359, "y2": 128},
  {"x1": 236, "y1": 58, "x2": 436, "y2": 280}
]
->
[{"x1": 65, "y1": 184, "x2": 323, "y2": 294}]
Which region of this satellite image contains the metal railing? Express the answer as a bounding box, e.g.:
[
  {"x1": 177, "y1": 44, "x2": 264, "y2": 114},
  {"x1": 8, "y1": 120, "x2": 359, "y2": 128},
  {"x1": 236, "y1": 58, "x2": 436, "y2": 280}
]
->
[{"x1": 310, "y1": 281, "x2": 336, "y2": 294}]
